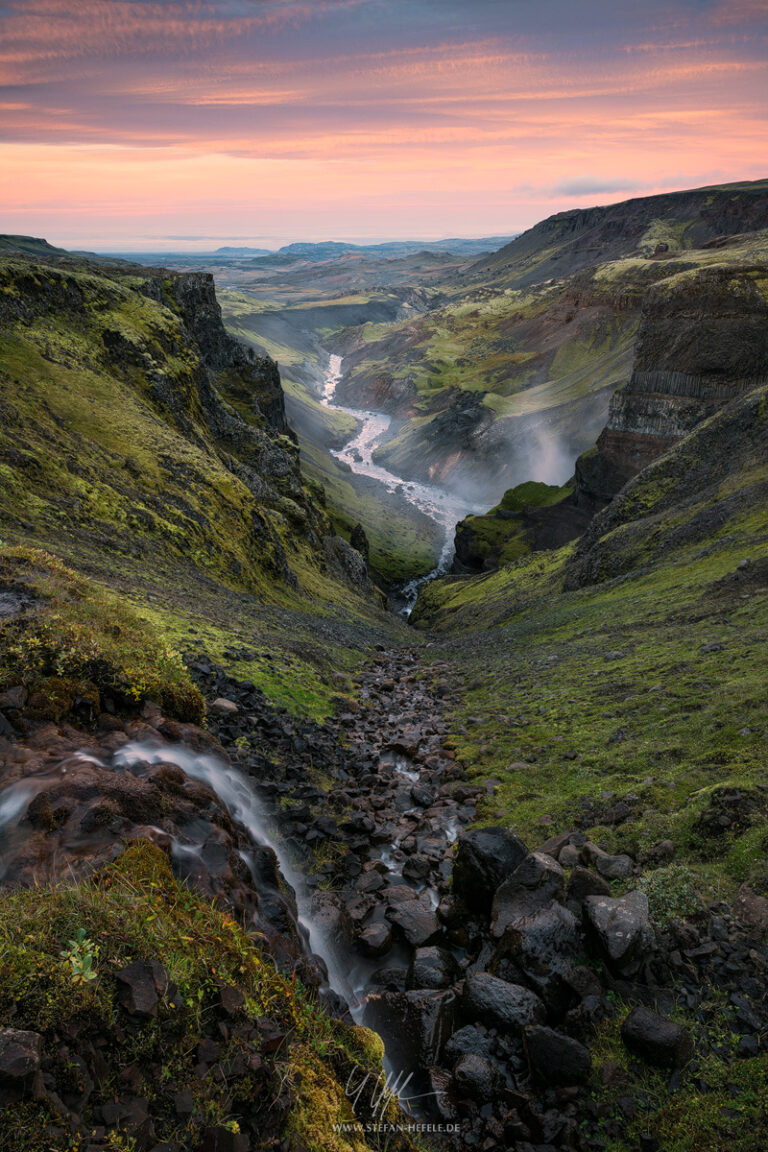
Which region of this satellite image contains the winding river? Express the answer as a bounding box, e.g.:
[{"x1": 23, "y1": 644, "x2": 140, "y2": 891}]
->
[{"x1": 320, "y1": 354, "x2": 483, "y2": 611}]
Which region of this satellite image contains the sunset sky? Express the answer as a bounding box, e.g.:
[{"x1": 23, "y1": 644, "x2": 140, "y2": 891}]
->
[{"x1": 1, "y1": 0, "x2": 766, "y2": 250}]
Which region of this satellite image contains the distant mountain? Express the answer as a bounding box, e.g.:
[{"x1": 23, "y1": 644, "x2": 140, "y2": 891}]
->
[
  {"x1": 248, "y1": 235, "x2": 519, "y2": 266},
  {"x1": 213, "y1": 245, "x2": 273, "y2": 256}
]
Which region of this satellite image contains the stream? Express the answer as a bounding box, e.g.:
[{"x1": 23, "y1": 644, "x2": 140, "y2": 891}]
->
[{"x1": 320, "y1": 354, "x2": 482, "y2": 613}]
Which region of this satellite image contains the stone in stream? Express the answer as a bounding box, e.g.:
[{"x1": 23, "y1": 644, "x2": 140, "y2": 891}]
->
[
  {"x1": 364, "y1": 988, "x2": 456, "y2": 1070},
  {"x1": 386, "y1": 899, "x2": 440, "y2": 946},
  {"x1": 445, "y1": 1024, "x2": 494, "y2": 1062},
  {"x1": 524, "y1": 1025, "x2": 592, "y2": 1085},
  {"x1": 621, "y1": 1006, "x2": 694, "y2": 1068},
  {"x1": 462, "y1": 972, "x2": 545, "y2": 1034},
  {"x1": 584, "y1": 890, "x2": 655, "y2": 975},
  {"x1": 490, "y1": 852, "x2": 565, "y2": 937},
  {"x1": 357, "y1": 922, "x2": 393, "y2": 958},
  {"x1": 407, "y1": 946, "x2": 460, "y2": 990},
  {"x1": 452, "y1": 827, "x2": 529, "y2": 914}
]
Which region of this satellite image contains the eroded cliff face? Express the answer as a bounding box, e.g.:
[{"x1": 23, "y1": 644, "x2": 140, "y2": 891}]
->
[
  {"x1": 0, "y1": 249, "x2": 375, "y2": 598},
  {"x1": 578, "y1": 266, "x2": 768, "y2": 501}
]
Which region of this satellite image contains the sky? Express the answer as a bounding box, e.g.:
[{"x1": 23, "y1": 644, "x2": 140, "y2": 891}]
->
[{"x1": 0, "y1": 0, "x2": 766, "y2": 250}]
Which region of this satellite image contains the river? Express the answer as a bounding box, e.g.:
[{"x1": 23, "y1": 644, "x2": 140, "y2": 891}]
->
[{"x1": 320, "y1": 354, "x2": 482, "y2": 612}]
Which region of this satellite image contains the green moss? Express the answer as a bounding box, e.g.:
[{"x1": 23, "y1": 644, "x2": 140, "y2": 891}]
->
[
  {"x1": 0, "y1": 842, "x2": 413, "y2": 1152},
  {"x1": 0, "y1": 544, "x2": 204, "y2": 721}
]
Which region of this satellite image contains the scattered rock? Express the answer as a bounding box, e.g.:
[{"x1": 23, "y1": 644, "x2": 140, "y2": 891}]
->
[
  {"x1": 462, "y1": 972, "x2": 545, "y2": 1033},
  {"x1": 452, "y1": 827, "x2": 528, "y2": 913},
  {"x1": 584, "y1": 890, "x2": 654, "y2": 974},
  {"x1": 621, "y1": 1006, "x2": 693, "y2": 1068},
  {"x1": 525, "y1": 1024, "x2": 592, "y2": 1084},
  {"x1": 0, "y1": 1030, "x2": 42, "y2": 1082}
]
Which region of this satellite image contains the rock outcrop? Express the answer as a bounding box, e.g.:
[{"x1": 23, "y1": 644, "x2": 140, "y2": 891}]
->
[{"x1": 578, "y1": 266, "x2": 768, "y2": 500}]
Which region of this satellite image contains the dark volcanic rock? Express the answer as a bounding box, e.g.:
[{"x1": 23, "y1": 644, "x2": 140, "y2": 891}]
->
[
  {"x1": 114, "y1": 960, "x2": 169, "y2": 1019},
  {"x1": 386, "y1": 899, "x2": 440, "y2": 947},
  {"x1": 407, "y1": 947, "x2": 459, "y2": 990},
  {"x1": 462, "y1": 972, "x2": 545, "y2": 1033},
  {"x1": 525, "y1": 1025, "x2": 592, "y2": 1085},
  {"x1": 491, "y1": 851, "x2": 566, "y2": 937},
  {"x1": 621, "y1": 1006, "x2": 694, "y2": 1068},
  {"x1": 453, "y1": 1052, "x2": 500, "y2": 1103},
  {"x1": 0, "y1": 1030, "x2": 42, "y2": 1082},
  {"x1": 584, "y1": 890, "x2": 654, "y2": 975},
  {"x1": 453, "y1": 827, "x2": 528, "y2": 913},
  {"x1": 364, "y1": 989, "x2": 456, "y2": 1071},
  {"x1": 495, "y1": 901, "x2": 581, "y2": 1007}
]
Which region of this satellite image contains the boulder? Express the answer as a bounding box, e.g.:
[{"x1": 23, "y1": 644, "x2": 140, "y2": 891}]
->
[
  {"x1": 496, "y1": 902, "x2": 581, "y2": 1008},
  {"x1": 567, "y1": 866, "x2": 610, "y2": 905},
  {"x1": 621, "y1": 1006, "x2": 693, "y2": 1068},
  {"x1": 463, "y1": 972, "x2": 545, "y2": 1034},
  {"x1": 209, "y1": 698, "x2": 239, "y2": 716},
  {"x1": 583, "y1": 890, "x2": 654, "y2": 974},
  {"x1": 445, "y1": 1025, "x2": 494, "y2": 1062},
  {"x1": 453, "y1": 1052, "x2": 500, "y2": 1103},
  {"x1": 114, "y1": 960, "x2": 169, "y2": 1018},
  {"x1": 525, "y1": 1025, "x2": 591, "y2": 1085},
  {"x1": 357, "y1": 922, "x2": 393, "y2": 958},
  {"x1": 491, "y1": 852, "x2": 565, "y2": 937},
  {"x1": 364, "y1": 988, "x2": 456, "y2": 1071},
  {"x1": 595, "y1": 853, "x2": 634, "y2": 881},
  {"x1": 452, "y1": 827, "x2": 528, "y2": 914},
  {"x1": 407, "y1": 947, "x2": 459, "y2": 990},
  {"x1": 386, "y1": 899, "x2": 440, "y2": 947},
  {"x1": 0, "y1": 1030, "x2": 42, "y2": 1082}
]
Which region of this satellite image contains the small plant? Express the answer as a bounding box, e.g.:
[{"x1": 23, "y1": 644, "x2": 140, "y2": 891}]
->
[
  {"x1": 60, "y1": 927, "x2": 100, "y2": 984},
  {"x1": 637, "y1": 864, "x2": 702, "y2": 926}
]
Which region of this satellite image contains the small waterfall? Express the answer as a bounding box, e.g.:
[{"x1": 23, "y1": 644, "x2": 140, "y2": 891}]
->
[{"x1": 113, "y1": 741, "x2": 360, "y2": 1013}]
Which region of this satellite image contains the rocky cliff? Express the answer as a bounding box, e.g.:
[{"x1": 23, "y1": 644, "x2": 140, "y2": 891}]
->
[
  {"x1": 473, "y1": 179, "x2": 768, "y2": 287},
  {"x1": 0, "y1": 244, "x2": 375, "y2": 600},
  {"x1": 576, "y1": 265, "x2": 768, "y2": 502}
]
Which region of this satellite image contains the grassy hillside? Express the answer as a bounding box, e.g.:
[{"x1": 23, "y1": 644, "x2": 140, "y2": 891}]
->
[
  {"x1": 0, "y1": 251, "x2": 406, "y2": 720},
  {"x1": 414, "y1": 382, "x2": 768, "y2": 878}
]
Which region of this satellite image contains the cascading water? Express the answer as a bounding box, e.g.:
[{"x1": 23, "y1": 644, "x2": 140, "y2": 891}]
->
[{"x1": 320, "y1": 354, "x2": 483, "y2": 613}]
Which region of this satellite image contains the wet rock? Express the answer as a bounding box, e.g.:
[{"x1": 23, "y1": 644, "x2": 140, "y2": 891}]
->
[
  {"x1": 525, "y1": 1025, "x2": 592, "y2": 1084},
  {"x1": 402, "y1": 855, "x2": 431, "y2": 882},
  {"x1": 364, "y1": 989, "x2": 456, "y2": 1071},
  {"x1": 462, "y1": 973, "x2": 545, "y2": 1033},
  {"x1": 0, "y1": 1030, "x2": 42, "y2": 1082},
  {"x1": 453, "y1": 827, "x2": 528, "y2": 913},
  {"x1": 453, "y1": 1053, "x2": 499, "y2": 1103},
  {"x1": 114, "y1": 960, "x2": 169, "y2": 1019},
  {"x1": 386, "y1": 899, "x2": 440, "y2": 946},
  {"x1": 310, "y1": 891, "x2": 352, "y2": 945},
  {"x1": 407, "y1": 947, "x2": 459, "y2": 990},
  {"x1": 411, "y1": 785, "x2": 435, "y2": 808},
  {"x1": 496, "y1": 902, "x2": 580, "y2": 1008},
  {"x1": 584, "y1": 890, "x2": 654, "y2": 974},
  {"x1": 566, "y1": 865, "x2": 610, "y2": 905},
  {"x1": 445, "y1": 1025, "x2": 494, "y2": 1062},
  {"x1": 200, "y1": 1127, "x2": 249, "y2": 1152},
  {"x1": 491, "y1": 852, "x2": 565, "y2": 937},
  {"x1": 358, "y1": 922, "x2": 393, "y2": 958},
  {"x1": 621, "y1": 1006, "x2": 693, "y2": 1068}
]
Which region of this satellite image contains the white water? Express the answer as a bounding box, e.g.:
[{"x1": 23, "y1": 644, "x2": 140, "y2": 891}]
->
[
  {"x1": 111, "y1": 741, "x2": 364, "y2": 1013},
  {"x1": 321, "y1": 354, "x2": 482, "y2": 612}
]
